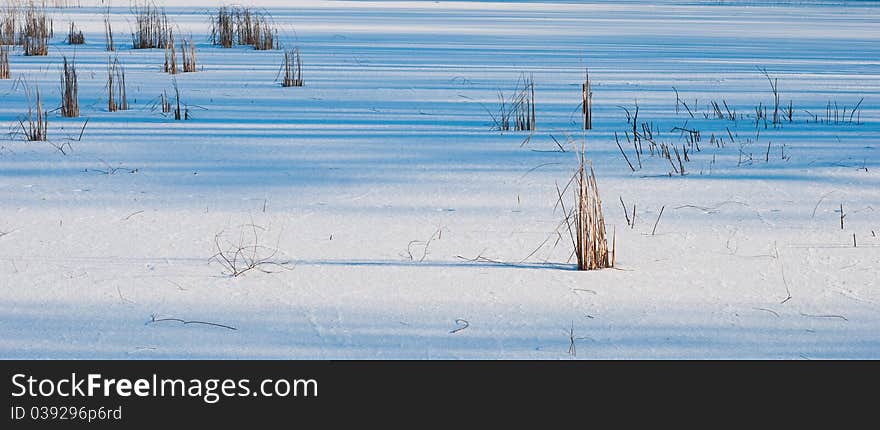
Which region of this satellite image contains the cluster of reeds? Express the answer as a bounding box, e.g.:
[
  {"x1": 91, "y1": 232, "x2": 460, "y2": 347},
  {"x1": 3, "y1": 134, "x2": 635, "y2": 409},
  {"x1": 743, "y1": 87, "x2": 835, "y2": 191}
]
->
[
  {"x1": 20, "y1": 2, "x2": 52, "y2": 56},
  {"x1": 514, "y1": 74, "x2": 536, "y2": 131},
  {"x1": 210, "y1": 5, "x2": 234, "y2": 48},
  {"x1": 558, "y1": 145, "x2": 614, "y2": 271},
  {"x1": 163, "y1": 29, "x2": 176, "y2": 73},
  {"x1": 708, "y1": 99, "x2": 736, "y2": 121},
  {"x1": 107, "y1": 56, "x2": 127, "y2": 112},
  {"x1": 614, "y1": 102, "x2": 647, "y2": 171},
  {"x1": 131, "y1": 1, "x2": 170, "y2": 49},
  {"x1": 60, "y1": 55, "x2": 78, "y2": 117},
  {"x1": 210, "y1": 5, "x2": 278, "y2": 50},
  {"x1": 103, "y1": 8, "x2": 114, "y2": 51},
  {"x1": 804, "y1": 99, "x2": 864, "y2": 125},
  {"x1": 162, "y1": 80, "x2": 188, "y2": 120},
  {"x1": 0, "y1": 3, "x2": 16, "y2": 45},
  {"x1": 0, "y1": 44, "x2": 9, "y2": 79},
  {"x1": 281, "y1": 47, "x2": 302, "y2": 87},
  {"x1": 160, "y1": 89, "x2": 171, "y2": 113},
  {"x1": 613, "y1": 101, "x2": 701, "y2": 176},
  {"x1": 65, "y1": 21, "x2": 83, "y2": 44},
  {"x1": 180, "y1": 35, "x2": 196, "y2": 73},
  {"x1": 253, "y1": 23, "x2": 276, "y2": 50},
  {"x1": 163, "y1": 31, "x2": 197, "y2": 74},
  {"x1": 658, "y1": 141, "x2": 687, "y2": 175},
  {"x1": 492, "y1": 73, "x2": 536, "y2": 131},
  {"x1": 582, "y1": 69, "x2": 592, "y2": 130},
  {"x1": 20, "y1": 83, "x2": 47, "y2": 141}
]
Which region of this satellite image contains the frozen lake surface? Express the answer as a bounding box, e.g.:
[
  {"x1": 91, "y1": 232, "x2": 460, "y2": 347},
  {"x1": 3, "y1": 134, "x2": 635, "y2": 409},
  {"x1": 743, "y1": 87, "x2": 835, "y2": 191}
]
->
[{"x1": 0, "y1": 0, "x2": 878, "y2": 358}]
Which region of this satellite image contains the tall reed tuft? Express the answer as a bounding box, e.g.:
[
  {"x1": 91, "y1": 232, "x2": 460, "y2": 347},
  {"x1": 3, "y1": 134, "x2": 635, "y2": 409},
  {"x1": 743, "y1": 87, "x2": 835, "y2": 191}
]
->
[
  {"x1": 492, "y1": 73, "x2": 536, "y2": 131},
  {"x1": 160, "y1": 89, "x2": 171, "y2": 113},
  {"x1": 0, "y1": 3, "x2": 17, "y2": 45},
  {"x1": 107, "y1": 56, "x2": 127, "y2": 112},
  {"x1": 559, "y1": 143, "x2": 614, "y2": 271},
  {"x1": 282, "y1": 47, "x2": 303, "y2": 87},
  {"x1": 582, "y1": 68, "x2": 592, "y2": 130},
  {"x1": 180, "y1": 35, "x2": 196, "y2": 73},
  {"x1": 210, "y1": 5, "x2": 234, "y2": 48},
  {"x1": 161, "y1": 79, "x2": 188, "y2": 120},
  {"x1": 21, "y1": 84, "x2": 47, "y2": 141},
  {"x1": 20, "y1": 2, "x2": 52, "y2": 56},
  {"x1": 103, "y1": 8, "x2": 115, "y2": 51},
  {"x1": 514, "y1": 74, "x2": 536, "y2": 131},
  {"x1": 131, "y1": 1, "x2": 170, "y2": 49},
  {"x1": 65, "y1": 21, "x2": 84, "y2": 44},
  {"x1": 60, "y1": 55, "x2": 79, "y2": 117},
  {"x1": 163, "y1": 28, "x2": 177, "y2": 74},
  {"x1": 0, "y1": 44, "x2": 9, "y2": 79},
  {"x1": 211, "y1": 6, "x2": 278, "y2": 50}
]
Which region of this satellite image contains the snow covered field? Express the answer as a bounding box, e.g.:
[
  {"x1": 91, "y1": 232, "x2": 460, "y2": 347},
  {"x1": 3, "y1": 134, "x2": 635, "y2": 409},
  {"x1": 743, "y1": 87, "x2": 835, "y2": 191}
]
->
[{"x1": 0, "y1": 0, "x2": 878, "y2": 359}]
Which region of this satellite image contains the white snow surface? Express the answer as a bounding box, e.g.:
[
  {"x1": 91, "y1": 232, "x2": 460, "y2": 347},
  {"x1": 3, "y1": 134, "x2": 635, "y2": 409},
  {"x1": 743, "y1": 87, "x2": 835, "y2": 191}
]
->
[{"x1": 1, "y1": 1, "x2": 879, "y2": 359}]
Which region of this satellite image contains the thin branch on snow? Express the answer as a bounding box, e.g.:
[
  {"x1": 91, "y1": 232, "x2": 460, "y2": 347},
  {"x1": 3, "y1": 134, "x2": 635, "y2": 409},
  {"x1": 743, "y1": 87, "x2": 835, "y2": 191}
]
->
[{"x1": 146, "y1": 313, "x2": 238, "y2": 331}]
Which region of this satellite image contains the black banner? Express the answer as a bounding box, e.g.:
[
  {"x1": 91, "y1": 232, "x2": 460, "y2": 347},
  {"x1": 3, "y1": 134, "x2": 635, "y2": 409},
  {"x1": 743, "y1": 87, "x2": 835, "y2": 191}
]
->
[{"x1": 2, "y1": 361, "x2": 874, "y2": 427}]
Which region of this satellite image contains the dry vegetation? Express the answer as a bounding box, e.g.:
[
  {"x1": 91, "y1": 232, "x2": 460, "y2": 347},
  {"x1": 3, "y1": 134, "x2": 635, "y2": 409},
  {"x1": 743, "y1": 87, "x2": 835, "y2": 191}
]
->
[
  {"x1": 582, "y1": 69, "x2": 592, "y2": 130},
  {"x1": 160, "y1": 89, "x2": 171, "y2": 114},
  {"x1": 210, "y1": 223, "x2": 290, "y2": 277},
  {"x1": 131, "y1": 1, "x2": 170, "y2": 49},
  {"x1": 107, "y1": 56, "x2": 127, "y2": 112},
  {"x1": 163, "y1": 28, "x2": 176, "y2": 73},
  {"x1": 515, "y1": 74, "x2": 536, "y2": 131},
  {"x1": 558, "y1": 145, "x2": 614, "y2": 271},
  {"x1": 161, "y1": 79, "x2": 188, "y2": 120},
  {"x1": 20, "y1": 83, "x2": 47, "y2": 141},
  {"x1": 281, "y1": 47, "x2": 303, "y2": 87},
  {"x1": 211, "y1": 5, "x2": 234, "y2": 48},
  {"x1": 211, "y1": 5, "x2": 279, "y2": 50},
  {"x1": 180, "y1": 35, "x2": 196, "y2": 73},
  {"x1": 0, "y1": 44, "x2": 9, "y2": 79},
  {"x1": 20, "y1": 2, "x2": 52, "y2": 56},
  {"x1": 65, "y1": 21, "x2": 83, "y2": 44},
  {"x1": 61, "y1": 55, "x2": 79, "y2": 117},
  {"x1": 0, "y1": 2, "x2": 16, "y2": 45},
  {"x1": 162, "y1": 29, "x2": 197, "y2": 74},
  {"x1": 492, "y1": 73, "x2": 536, "y2": 131},
  {"x1": 103, "y1": 7, "x2": 114, "y2": 51}
]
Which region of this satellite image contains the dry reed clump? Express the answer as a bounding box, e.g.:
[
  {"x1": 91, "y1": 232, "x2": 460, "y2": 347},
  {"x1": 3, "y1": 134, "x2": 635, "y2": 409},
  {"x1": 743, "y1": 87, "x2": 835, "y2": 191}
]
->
[
  {"x1": 131, "y1": 1, "x2": 170, "y2": 49},
  {"x1": 558, "y1": 144, "x2": 614, "y2": 271},
  {"x1": 0, "y1": 3, "x2": 17, "y2": 45},
  {"x1": 582, "y1": 68, "x2": 592, "y2": 130},
  {"x1": 253, "y1": 22, "x2": 276, "y2": 51},
  {"x1": 163, "y1": 31, "x2": 197, "y2": 74},
  {"x1": 20, "y1": 2, "x2": 52, "y2": 56},
  {"x1": 804, "y1": 98, "x2": 865, "y2": 125},
  {"x1": 180, "y1": 35, "x2": 196, "y2": 73},
  {"x1": 161, "y1": 79, "x2": 188, "y2": 120},
  {"x1": 491, "y1": 73, "x2": 536, "y2": 132},
  {"x1": 20, "y1": 83, "x2": 47, "y2": 141},
  {"x1": 0, "y1": 44, "x2": 9, "y2": 79},
  {"x1": 160, "y1": 89, "x2": 171, "y2": 113},
  {"x1": 281, "y1": 47, "x2": 302, "y2": 87},
  {"x1": 103, "y1": 7, "x2": 114, "y2": 51},
  {"x1": 65, "y1": 21, "x2": 83, "y2": 44},
  {"x1": 210, "y1": 5, "x2": 234, "y2": 48},
  {"x1": 210, "y1": 223, "x2": 291, "y2": 277},
  {"x1": 163, "y1": 28, "x2": 176, "y2": 73},
  {"x1": 515, "y1": 74, "x2": 536, "y2": 131},
  {"x1": 107, "y1": 56, "x2": 127, "y2": 112},
  {"x1": 60, "y1": 55, "x2": 78, "y2": 117},
  {"x1": 210, "y1": 5, "x2": 278, "y2": 50}
]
